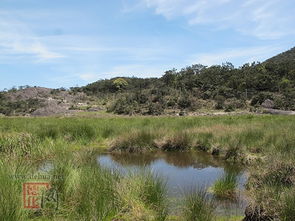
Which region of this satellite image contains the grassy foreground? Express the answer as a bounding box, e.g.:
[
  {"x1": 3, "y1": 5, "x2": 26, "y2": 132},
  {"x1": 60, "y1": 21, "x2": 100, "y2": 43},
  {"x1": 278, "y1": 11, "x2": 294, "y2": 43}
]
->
[{"x1": 0, "y1": 114, "x2": 295, "y2": 220}]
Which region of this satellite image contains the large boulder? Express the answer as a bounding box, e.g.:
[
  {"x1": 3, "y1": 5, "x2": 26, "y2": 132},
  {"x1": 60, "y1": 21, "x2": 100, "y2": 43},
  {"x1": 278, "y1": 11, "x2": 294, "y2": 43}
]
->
[{"x1": 261, "y1": 99, "x2": 274, "y2": 109}]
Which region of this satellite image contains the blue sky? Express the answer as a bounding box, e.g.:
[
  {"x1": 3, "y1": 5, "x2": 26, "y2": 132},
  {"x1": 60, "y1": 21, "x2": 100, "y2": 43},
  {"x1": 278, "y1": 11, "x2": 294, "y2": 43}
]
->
[{"x1": 0, "y1": 0, "x2": 294, "y2": 90}]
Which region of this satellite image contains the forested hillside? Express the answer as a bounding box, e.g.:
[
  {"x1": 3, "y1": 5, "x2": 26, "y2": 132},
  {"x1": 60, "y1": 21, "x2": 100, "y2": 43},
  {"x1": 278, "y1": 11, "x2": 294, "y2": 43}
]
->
[
  {"x1": 76, "y1": 47, "x2": 295, "y2": 115},
  {"x1": 1, "y1": 47, "x2": 295, "y2": 116}
]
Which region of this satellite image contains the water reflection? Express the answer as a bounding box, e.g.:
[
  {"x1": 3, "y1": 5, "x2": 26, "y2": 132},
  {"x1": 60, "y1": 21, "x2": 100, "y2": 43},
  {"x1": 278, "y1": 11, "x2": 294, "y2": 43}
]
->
[{"x1": 97, "y1": 151, "x2": 247, "y2": 216}]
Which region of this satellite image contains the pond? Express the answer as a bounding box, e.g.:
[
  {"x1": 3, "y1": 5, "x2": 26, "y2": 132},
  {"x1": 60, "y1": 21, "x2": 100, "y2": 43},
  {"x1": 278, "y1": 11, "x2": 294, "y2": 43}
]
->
[{"x1": 97, "y1": 151, "x2": 248, "y2": 216}]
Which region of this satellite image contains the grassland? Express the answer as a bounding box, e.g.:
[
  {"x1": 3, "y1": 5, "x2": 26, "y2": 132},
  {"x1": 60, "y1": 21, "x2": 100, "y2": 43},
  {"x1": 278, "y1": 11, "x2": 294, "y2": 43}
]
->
[{"x1": 0, "y1": 114, "x2": 295, "y2": 220}]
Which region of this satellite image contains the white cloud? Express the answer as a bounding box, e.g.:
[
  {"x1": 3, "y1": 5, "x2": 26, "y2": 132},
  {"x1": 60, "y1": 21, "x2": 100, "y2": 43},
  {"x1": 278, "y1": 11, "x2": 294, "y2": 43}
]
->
[
  {"x1": 141, "y1": 0, "x2": 295, "y2": 39},
  {"x1": 0, "y1": 14, "x2": 64, "y2": 62},
  {"x1": 189, "y1": 45, "x2": 285, "y2": 66}
]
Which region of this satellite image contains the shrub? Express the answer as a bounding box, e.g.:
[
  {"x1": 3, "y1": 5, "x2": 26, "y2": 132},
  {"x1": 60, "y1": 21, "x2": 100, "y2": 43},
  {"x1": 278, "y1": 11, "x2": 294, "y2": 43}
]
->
[
  {"x1": 250, "y1": 92, "x2": 273, "y2": 106},
  {"x1": 178, "y1": 96, "x2": 191, "y2": 109},
  {"x1": 214, "y1": 95, "x2": 226, "y2": 110},
  {"x1": 147, "y1": 102, "x2": 164, "y2": 115}
]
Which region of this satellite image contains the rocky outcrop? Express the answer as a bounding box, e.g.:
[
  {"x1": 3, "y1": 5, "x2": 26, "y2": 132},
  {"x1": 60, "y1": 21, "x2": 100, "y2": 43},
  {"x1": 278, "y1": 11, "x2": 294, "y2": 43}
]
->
[
  {"x1": 262, "y1": 108, "x2": 295, "y2": 115},
  {"x1": 261, "y1": 99, "x2": 274, "y2": 109}
]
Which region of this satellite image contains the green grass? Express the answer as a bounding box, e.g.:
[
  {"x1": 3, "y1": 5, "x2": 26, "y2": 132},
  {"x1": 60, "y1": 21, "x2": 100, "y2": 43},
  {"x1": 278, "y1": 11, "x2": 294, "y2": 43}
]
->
[
  {"x1": 1, "y1": 115, "x2": 295, "y2": 220},
  {"x1": 183, "y1": 188, "x2": 216, "y2": 221},
  {"x1": 0, "y1": 159, "x2": 33, "y2": 220},
  {"x1": 281, "y1": 189, "x2": 295, "y2": 221},
  {"x1": 1, "y1": 114, "x2": 295, "y2": 159},
  {"x1": 211, "y1": 172, "x2": 238, "y2": 199},
  {"x1": 118, "y1": 170, "x2": 168, "y2": 220}
]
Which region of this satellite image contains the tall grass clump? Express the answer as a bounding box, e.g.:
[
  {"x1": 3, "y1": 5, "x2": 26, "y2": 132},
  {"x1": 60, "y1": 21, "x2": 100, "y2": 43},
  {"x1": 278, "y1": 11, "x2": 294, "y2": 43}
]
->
[
  {"x1": 0, "y1": 133, "x2": 36, "y2": 156},
  {"x1": 280, "y1": 189, "x2": 295, "y2": 221},
  {"x1": 72, "y1": 166, "x2": 120, "y2": 220},
  {"x1": 0, "y1": 159, "x2": 33, "y2": 220},
  {"x1": 159, "y1": 132, "x2": 192, "y2": 151},
  {"x1": 138, "y1": 172, "x2": 167, "y2": 213},
  {"x1": 36, "y1": 124, "x2": 59, "y2": 140},
  {"x1": 237, "y1": 129, "x2": 264, "y2": 149},
  {"x1": 61, "y1": 123, "x2": 96, "y2": 142},
  {"x1": 49, "y1": 153, "x2": 120, "y2": 220},
  {"x1": 36, "y1": 122, "x2": 96, "y2": 143},
  {"x1": 117, "y1": 170, "x2": 168, "y2": 220},
  {"x1": 194, "y1": 132, "x2": 214, "y2": 151},
  {"x1": 111, "y1": 130, "x2": 156, "y2": 152},
  {"x1": 211, "y1": 172, "x2": 237, "y2": 199},
  {"x1": 183, "y1": 188, "x2": 215, "y2": 221},
  {"x1": 245, "y1": 154, "x2": 295, "y2": 220}
]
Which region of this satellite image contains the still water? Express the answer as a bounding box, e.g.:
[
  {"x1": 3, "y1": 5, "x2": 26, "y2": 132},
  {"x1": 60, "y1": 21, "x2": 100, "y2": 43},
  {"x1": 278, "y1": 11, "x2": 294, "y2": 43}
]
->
[{"x1": 97, "y1": 151, "x2": 247, "y2": 216}]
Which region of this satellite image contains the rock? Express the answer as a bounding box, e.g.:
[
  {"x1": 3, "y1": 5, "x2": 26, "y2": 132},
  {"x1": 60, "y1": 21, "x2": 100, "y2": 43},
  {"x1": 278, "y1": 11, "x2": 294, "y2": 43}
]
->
[
  {"x1": 262, "y1": 108, "x2": 295, "y2": 115},
  {"x1": 31, "y1": 100, "x2": 70, "y2": 116},
  {"x1": 261, "y1": 99, "x2": 274, "y2": 108},
  {"x1": 178, "y1": 111, "x2": 187, "y2": 116},
  {"x1": 88, "y1": 107, "x2": 102, "y2": 112}
]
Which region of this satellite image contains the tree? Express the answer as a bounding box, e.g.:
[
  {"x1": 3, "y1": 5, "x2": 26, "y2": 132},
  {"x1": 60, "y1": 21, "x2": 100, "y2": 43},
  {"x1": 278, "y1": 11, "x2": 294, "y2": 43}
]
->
[{"x1": 112, "y1": 78, "x2": 128, "y2": 91}]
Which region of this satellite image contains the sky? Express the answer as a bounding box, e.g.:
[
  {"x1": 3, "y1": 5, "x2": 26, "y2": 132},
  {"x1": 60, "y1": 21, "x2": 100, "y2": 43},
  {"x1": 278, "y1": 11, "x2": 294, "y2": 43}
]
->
[{"x1": 0, "y1": 0, "x2": 294, "y2": 90}]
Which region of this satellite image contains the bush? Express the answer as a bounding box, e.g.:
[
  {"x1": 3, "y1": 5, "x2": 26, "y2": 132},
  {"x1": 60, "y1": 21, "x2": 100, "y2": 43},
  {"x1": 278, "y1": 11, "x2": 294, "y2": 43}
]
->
[
  {"x1": 178, "y1": 96, "x2": 191, "y2": 109},
  {"x1": 214, "y1": 95, "x2": 225, "y2": 110},
  {"x1": 147, "y1": 102, "x2": 164, "y2": 115},
  {"x1": 250, "y1": 92, "x2": 273, "y2": 106}
]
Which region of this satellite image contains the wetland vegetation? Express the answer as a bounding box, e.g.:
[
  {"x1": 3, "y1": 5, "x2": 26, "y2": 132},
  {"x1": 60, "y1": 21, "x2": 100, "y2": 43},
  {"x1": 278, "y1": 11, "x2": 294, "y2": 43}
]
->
[{"x1": 0, "y1": 114, "x2": 295, "y2": 220}]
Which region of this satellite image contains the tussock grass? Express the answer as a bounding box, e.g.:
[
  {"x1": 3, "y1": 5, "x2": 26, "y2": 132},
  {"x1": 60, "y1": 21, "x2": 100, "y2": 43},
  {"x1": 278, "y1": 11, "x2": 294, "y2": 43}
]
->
[
  {"x1": 159, "y1": 132, "x2": 192, "y2": 151},
  {"x1": 45, "y1": 154, "x2": 168, "y2": 220},
  {"x1": 111, "y1": 130, "x2": 157, "y2": 152},
  {"x1": 211, "y1": 172, "x2": 238, "y2": 199},
  {"x1": 37, "y1": 123, "x2": 95, "y2": 142},
  {"x1": 183, "y1": 188, "x2": 215, "y2": 221},
  {"x1": 0, "y1": 159, "x2": 33, "y2": 220},
  {"x1": 194, "y1": 132, "x2": 214, "y2": 151},
  {"x1": 71, "y1": 166, "x2": 119, "y2": 220},
  {"x1": 0, "y1": 132, "x2": 36, "y2": 156},
  {"x1": 281, "y1": 189, "x2": 295, "y2": 221},
  {"x1": 118, "y1": 170, "x2": 168, "y2": 220}
]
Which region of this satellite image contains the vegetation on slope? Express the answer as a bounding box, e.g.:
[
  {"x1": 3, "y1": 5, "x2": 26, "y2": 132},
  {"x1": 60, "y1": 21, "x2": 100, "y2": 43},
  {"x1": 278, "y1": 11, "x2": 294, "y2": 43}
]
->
[
  {"x1": 1, "y1": 47, "x2": 295, "y2": 116},
  {"x1": 75, "y1": 47, "x2": 295, "y2": 115}
]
